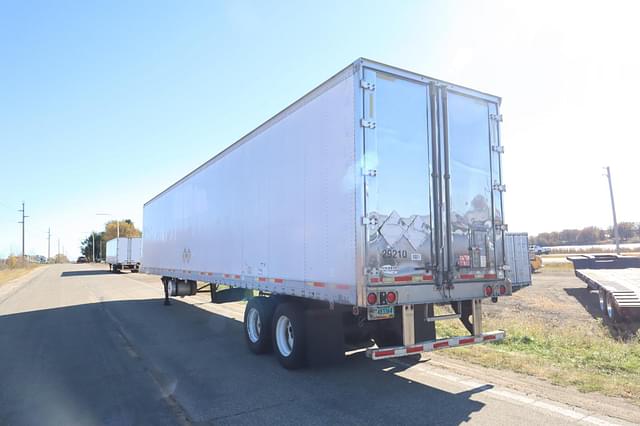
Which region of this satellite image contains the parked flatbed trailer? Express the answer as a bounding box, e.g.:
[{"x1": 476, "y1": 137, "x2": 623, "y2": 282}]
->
[{"x1": 567, "y1": 255, "x2": 640, "y2": 322}]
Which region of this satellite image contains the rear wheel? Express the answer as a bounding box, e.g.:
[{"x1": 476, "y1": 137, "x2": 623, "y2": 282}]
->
[
  {"x1": 606, "y1": 293, "x2": 620, "y2": 323},
  {"x1": 272, "y1": 303, "x2": 306, "y2": 369},
  {"x1": 243, "y1": 297, "x2": 275, "y2": 354},
  {"x1": 598, "y1": 289, "x2": 606, "y2": 312}
]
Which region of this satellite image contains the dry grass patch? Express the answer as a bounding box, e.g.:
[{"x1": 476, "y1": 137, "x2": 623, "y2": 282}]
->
[
  {"x1": 437, "y1": 314, "x2": 640, "y2": 403},
  {"x1": 0, "y1": 265, "x2": 41, "y2": 286}
]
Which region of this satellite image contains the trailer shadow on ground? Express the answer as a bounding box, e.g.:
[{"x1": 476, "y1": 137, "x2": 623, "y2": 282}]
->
[
  {"x1": 0, "y1": 298, "x2": 490, "y2": 425},
  {"x1": 564, "y1": 287, "x2": 640, "y2": 340},
  {"x1": 60, "y1": 270, "x2": 114, "y2": 277}
]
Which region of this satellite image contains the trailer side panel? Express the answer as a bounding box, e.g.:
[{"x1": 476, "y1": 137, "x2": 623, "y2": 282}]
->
[{"x1": 143, "y1": 72, "x2": 357, "y2": 304}]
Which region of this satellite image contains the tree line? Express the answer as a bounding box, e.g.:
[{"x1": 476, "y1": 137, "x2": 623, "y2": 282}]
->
[
  {"x1": 80, "y1": 220, "x2": 142, "y2": 261},
  {"x1": 531, "y1": 222, "x2": 640, "y2": 246}
]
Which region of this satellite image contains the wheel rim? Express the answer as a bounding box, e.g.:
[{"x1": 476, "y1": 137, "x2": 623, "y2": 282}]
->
[
  {"x1": 247, "y1": 308, "x2": 261, "y2": 343},
  {"x1": 599, "y1": 290, "x2": 606, "y2": 311},
  {"x1": 275, "y1": 315, "x2": 294, "y2": 357},
  {"x1": 606, "y1": 295, "x2": 615, "y2": 319}
]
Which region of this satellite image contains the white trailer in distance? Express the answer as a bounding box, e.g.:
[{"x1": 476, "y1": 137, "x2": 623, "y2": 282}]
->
[
  {"x1": 106, "y1": 237, "x2": 142, "y2": 273},
  {"x1": 142, "y1": 58, "x2": 531, "y2": 369}
]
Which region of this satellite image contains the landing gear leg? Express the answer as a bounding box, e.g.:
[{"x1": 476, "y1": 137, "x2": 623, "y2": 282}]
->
[
  {"x1": 162, "y1": 278, "x2": 171, "y2": 306},
  {"x1": 210, "y1": 283, "x2": 217, "y2": 303}
]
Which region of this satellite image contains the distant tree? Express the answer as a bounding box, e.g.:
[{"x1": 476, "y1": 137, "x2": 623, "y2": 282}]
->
[
  {"x1": 6, "y1": 255, "x2": 24, "y2": 269},
  {"x1": 617, "y1": 222, "x2": 638, "y2": 240},
  {"x1": 80, "y1": 232, "x2": 104, "y2": 262},
  {"x1": 559, "y1": 229, "x2": 580, "y2": 244},
  {"x1": 53, "y1": 254, "x2": 69, "y2": 263},
  {"x1": 103, "y1": 220, "x2": 142, "y2": 241},
  {"x1": 576, "y1": 226, "x2": 600, "y2": 244}
]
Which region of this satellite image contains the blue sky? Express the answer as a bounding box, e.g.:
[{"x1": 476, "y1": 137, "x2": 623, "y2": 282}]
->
[{"x1": 1, "y1": 1, "x2": 639, "y2": 259}]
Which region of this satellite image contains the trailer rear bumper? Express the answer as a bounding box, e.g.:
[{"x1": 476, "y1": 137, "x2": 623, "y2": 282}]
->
[{"x1": 366, "y1": 330, "x2": 505, "y2": 360}]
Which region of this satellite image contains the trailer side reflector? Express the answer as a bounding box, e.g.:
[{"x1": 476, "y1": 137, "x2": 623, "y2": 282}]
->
[
  {"x1": 460, "y1": 274, "x2": 475, "y2": 280},
  {"x1": 272, "y1": 278, "x2": 284, "y2": 284}
]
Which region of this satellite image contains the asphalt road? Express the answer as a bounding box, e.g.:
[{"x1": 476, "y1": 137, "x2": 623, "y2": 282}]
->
[{"x1": 0, "y1": 264, "x2": 634, "y2": 426}]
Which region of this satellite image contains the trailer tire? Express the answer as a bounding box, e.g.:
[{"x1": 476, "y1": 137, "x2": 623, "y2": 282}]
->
[
  {"x1": 272, "y1": 303, "x2": 306, "y2": 369},
  {"x1": 598, "y1": 289, "x2": 607, "y2": 312},
  {"x1": 244, "y1": 297, "x2": 275, "y2": 354},
  {"x1": 606, "y1": 292, "x2": 620, "y2": 323}
]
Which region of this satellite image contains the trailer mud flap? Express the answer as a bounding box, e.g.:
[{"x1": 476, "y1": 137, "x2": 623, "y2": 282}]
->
[{"x1": 305, "y1": 309, "x2": 345, "y2": 367}]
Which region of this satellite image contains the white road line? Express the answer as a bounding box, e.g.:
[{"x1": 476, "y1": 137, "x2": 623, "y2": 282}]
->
[{"x1": 392, "y1": 358, "x2": 631, "y2": 426}]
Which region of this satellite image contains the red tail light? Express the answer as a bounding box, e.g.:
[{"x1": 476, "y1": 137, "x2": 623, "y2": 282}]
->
[
  {"x1": 484, "y1": 286, "x2": 493, "y2": 297},
  {"x1": 367, "y1": 292, "x2": 377, "y2": 305},
  {"x1": 386, "y1": 291, "x2": 397, "y2": 304},
  {"x1": 499, "y1": 284, "x2": 507, "y2": 295}
]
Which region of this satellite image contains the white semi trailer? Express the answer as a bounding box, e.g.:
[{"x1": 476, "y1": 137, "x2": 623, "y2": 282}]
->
[
  {"x1": 106, "y1": 237, "x2": 142, "y2": 273},
  {"x1": 142, "y1": 58, "x2": 530, "y2": 369}
]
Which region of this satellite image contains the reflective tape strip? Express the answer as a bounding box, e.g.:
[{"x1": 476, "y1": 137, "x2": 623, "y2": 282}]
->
[
  {"x1": 394, "y1": 275, "x2": 412, "y2": 282},
  {"x1": 223, "y1": 274, "x2": 231, "y2": 278},
  {"x1": 335, "y1": 284, "x2": 350, "y2": 290},
  {"x1": 257, "y1": 277, "x2": 267, "y2": 282},
  {"x1": 272, "y1": 278, "x2": 284, "y2": 284},
  {"x1": 234, "y1": 275, "x2": 241, "y2": 279},
  {"x1": 460, "y1": 274, "x2": 475, "y2": 280},
  {"x1": 370, "y1": 277, "x2": 380, "y2": 283},
  {"x1": 406, "y1": 345, "x2": 423, "y2": 354},
  {"x1": 422, "y1": 274, "x2": 433, "y2": 281},
  {"x1": 312, "y1": 282, "x2": 325, "y2": 288},
  {"x1": 484, "y1": 273, "x2": 497, "y2": 279},
  {"x1": 207, "y1": 273, "x2": 213, "y2": 276},
  {"x1": 368, "y1": 331, "x2": 504, "y2": 360}
]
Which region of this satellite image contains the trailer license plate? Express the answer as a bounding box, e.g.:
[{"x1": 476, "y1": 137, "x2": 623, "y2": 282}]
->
[{"x1": 368, "y1": 305, "x2": 395, "y2": 320}]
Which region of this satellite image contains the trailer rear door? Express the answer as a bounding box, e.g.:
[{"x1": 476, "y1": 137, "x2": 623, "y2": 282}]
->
[
  {"x1": 362, "y1": 68, "x2": 435, "y2": 283},
  {"x1": 362, "y1": 67, "x2": 505, "y2": 287},
  {"x1": 441, "y1": 88, "x2": 504, "y2": 282}
]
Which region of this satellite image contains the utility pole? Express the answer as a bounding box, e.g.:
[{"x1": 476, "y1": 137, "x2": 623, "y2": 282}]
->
[
  {"x1": 57, "y1": 238, "x2": 60, "y2": 263},
  {"x1": 18, "y1": 202, "x2": 28, "y2": 262},
  {"x1": 92, "y1": 232, "x2": 95, "y2": 263},
  {"x1": 604, "y1": 166, "x2": 620, "y2": 254},
  {"x1": 47, "y1": 228, "x2": 51, "y2": 262}
]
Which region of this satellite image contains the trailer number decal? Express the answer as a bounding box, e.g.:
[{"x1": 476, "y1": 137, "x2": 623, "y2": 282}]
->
[{"x1": 382, "y1": 249, "x2": 408, "y2": 259}]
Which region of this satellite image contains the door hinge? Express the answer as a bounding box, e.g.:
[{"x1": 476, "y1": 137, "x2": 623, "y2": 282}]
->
[
  {"x1": 492, "y1": 183, "x2": 506, "y2": 192},
  {"x1": 362, "y1": 168, "x2": 377, "y2": 177},
  {"x1": 362, "y1": 216, "x2": 378, "y2": 226},
  {"x1": 360, "y1": 80, "x2": 376, "y2": 91},
  {"x1": 491, "y1": 145, "x2": 504, "y2": 154},
  {"x1": 495, "y1": 223, "x2": 508, "y2": 232},
  {"x1": 360, "y1": 119, "x2": 376, "y2": 129},
  {"x1": 489, "y1": 113, "x2": 503, "y2": 122},
  {"x1": 501, "y1": 264, "x2": 511, "y2": 271}
]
